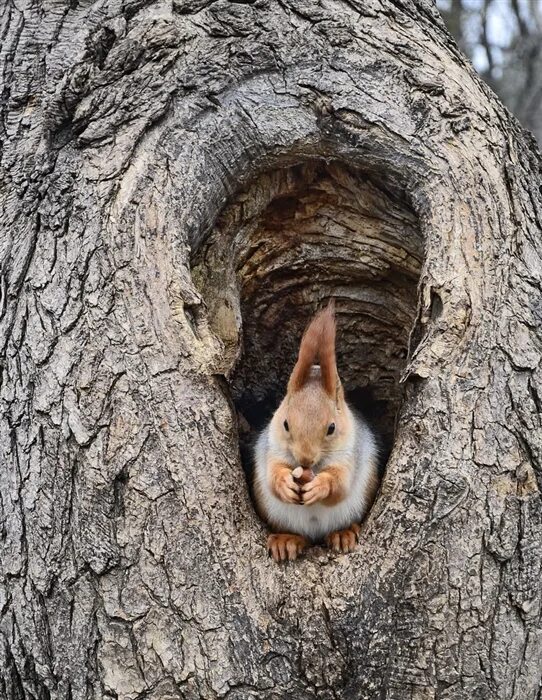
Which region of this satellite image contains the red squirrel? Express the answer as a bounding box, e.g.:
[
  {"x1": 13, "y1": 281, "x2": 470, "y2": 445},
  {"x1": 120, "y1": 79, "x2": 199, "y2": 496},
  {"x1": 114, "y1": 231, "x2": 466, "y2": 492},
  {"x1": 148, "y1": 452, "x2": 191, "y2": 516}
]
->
[{"x1": 252, "y1": 301, "x2": 379, "y2": 562}]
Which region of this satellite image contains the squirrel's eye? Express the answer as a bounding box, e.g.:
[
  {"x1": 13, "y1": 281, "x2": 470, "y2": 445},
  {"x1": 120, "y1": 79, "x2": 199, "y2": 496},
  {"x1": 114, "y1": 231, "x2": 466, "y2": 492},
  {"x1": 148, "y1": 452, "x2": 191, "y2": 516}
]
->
[
  {"x1": 284, "y1": 420, "x2": 289, "y2": 432},
  {"x1": 327, "y1": 423, "x2": 335, "y2": 435}
]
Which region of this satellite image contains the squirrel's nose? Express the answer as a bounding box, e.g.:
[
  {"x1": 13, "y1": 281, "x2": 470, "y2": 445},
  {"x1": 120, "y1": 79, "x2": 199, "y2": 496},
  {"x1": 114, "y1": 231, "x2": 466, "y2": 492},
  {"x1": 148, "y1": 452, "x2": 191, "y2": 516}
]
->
[{"x1": 299, "y1": 458, "x2": 314, "y2": 468}]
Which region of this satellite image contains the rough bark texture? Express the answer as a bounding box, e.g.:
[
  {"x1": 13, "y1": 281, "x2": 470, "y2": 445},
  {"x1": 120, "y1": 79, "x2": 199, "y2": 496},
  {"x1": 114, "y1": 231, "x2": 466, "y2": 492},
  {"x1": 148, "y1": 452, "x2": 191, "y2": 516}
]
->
[{"x1": 1, "y1": 1, "x2": 542, "y2": 699}]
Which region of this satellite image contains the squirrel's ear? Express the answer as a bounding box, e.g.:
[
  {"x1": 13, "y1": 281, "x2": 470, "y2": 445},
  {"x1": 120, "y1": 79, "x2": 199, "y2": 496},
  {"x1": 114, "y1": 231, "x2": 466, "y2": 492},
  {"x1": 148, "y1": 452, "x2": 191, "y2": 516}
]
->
[
  {"x1": 287, "y1": 300, "x2": 337, "y2": 396},
  {"x1": 335, "y1": 380, "x2": 345, "y2": 406},
  {"x1": 318, "y1": 301, "x2": 337, "y2": 398},
  {"x1": 287, "y1": 311, "x2": 321, "y2": 394}
]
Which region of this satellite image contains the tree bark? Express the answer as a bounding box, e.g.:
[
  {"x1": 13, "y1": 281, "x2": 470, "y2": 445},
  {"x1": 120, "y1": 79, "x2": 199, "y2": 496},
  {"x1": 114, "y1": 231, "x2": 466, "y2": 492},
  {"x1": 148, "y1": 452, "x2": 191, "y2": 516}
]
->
[{"x1": 1, "y1": 1, "x2": 541, "y2": 699}]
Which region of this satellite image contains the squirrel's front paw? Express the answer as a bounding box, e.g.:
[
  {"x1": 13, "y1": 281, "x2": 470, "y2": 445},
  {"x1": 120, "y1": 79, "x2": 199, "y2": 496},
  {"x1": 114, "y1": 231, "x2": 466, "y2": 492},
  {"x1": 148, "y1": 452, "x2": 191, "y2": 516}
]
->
[
  {"x1": 301, "y1": 474, "x2": 331, "y2": 506},
  {"x1": 274, "y1": 471, "x2": 301, "y2": 504}
]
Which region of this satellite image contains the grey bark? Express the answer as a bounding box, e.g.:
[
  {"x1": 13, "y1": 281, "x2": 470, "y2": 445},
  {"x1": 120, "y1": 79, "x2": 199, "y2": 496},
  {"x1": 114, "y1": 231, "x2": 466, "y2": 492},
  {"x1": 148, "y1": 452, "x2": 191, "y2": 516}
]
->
[{"x1": 1, "y1": 1, "x2": 541, "y2": 699}]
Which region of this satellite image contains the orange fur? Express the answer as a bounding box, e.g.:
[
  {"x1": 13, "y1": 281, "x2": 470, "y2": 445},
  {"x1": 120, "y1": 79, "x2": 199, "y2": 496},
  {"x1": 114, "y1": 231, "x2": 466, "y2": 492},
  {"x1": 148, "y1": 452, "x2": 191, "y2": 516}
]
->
[
  {"x1": 268, "y1": 460, "x2": 301, "y2": 504},
  {"x1": 277, "y1": 381, "x2": 348, "y2": 470},
  {"x1": 287, "y1": 301, "x2": 337, "y2": 397},
  {"x1": 319, "y1": 301, "x2": 338, "y2": 398},
  {"x1": 326, "y1": 523, "x2": 360, "y2": 553},
  {"x1": 268, "y1": 533, "x2": 307, "y2": 562},
  {"x1": 301, "y1": 464, "x2": 349, "y2": 506}
]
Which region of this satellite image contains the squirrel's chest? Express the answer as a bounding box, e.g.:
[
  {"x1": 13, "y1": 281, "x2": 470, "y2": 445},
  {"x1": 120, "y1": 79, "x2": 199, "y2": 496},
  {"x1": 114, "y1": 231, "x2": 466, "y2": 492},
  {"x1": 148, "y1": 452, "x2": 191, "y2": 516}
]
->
[{"x1": 266, "y1": 494, "x2": 364, "y2": 541}]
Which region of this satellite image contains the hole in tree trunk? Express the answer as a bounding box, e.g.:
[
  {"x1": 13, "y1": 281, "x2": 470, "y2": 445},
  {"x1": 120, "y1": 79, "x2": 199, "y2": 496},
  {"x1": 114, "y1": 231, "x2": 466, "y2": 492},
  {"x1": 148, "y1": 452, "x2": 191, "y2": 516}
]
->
[{"x1": 192, "y1": 161, "x2": 423, "y2": 483}]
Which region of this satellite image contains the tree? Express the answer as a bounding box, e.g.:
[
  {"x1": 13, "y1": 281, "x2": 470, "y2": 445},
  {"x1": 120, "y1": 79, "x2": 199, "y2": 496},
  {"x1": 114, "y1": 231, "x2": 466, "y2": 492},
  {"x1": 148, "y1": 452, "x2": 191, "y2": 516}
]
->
[
  {"x1": 1, "y1": 0, "x2": 541, "y2": 698},
  {"x1": 438, "y1": 0, "x2": 542, "y2": 145}
]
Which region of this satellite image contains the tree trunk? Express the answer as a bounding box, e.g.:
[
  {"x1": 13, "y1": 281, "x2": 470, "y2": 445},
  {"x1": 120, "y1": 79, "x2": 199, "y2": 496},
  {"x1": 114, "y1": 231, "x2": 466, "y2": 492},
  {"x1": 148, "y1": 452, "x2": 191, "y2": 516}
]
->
[{"x1": 1, "y1": 1, "x2": 541, "y2": 698}]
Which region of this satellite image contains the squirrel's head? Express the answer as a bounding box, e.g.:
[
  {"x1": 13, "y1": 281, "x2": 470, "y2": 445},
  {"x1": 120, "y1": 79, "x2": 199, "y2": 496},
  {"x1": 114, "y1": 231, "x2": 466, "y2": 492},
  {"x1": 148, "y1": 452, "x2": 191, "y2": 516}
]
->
[{"x1": 273, "y1": 301, "x2": 351, "y2": 468}]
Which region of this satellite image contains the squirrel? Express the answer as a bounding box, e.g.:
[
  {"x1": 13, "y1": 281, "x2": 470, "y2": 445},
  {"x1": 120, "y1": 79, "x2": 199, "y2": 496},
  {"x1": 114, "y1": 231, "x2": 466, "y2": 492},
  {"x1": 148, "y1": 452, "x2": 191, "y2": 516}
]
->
[{"x1": 252, "y1": 301, "x2": 380, "y2": 562}]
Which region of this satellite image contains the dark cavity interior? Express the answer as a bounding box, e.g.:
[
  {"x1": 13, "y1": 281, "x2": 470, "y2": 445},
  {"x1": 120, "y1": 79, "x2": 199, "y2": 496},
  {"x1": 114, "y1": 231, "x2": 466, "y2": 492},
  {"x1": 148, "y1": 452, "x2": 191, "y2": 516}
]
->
[{"x1": 191, "y1": 161, "x2": 423, "y2": 473}]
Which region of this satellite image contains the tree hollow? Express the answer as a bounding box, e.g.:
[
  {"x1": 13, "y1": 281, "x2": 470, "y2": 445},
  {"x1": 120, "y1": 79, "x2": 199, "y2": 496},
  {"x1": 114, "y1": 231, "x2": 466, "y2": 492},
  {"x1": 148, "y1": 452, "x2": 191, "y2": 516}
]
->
[{"x1": 193, "y1": 160, "x2": 423, "y2": 473}]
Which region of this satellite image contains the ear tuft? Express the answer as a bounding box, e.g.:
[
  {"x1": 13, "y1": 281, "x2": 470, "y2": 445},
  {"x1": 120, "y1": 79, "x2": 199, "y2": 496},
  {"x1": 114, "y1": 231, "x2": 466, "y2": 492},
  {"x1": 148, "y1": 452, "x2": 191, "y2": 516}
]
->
[
  {"x1": 287, "y1": 300, "x2": 338, "y2": 397},
  {"x1": 319, "y1": 300, "x2": 337, "y2": 398}
]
